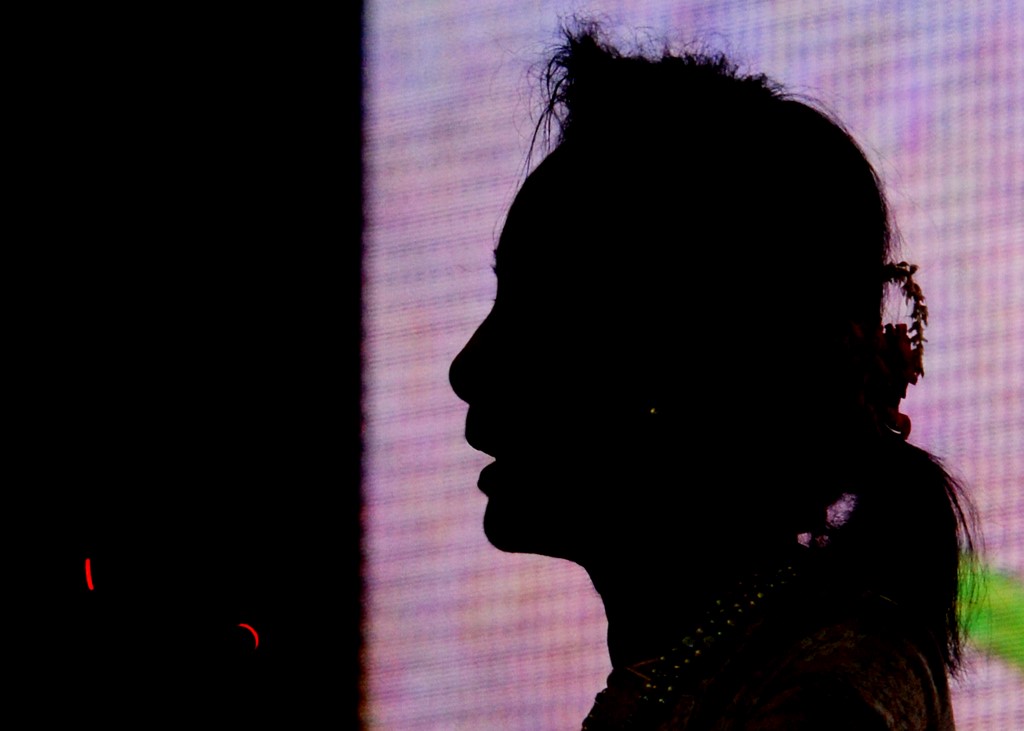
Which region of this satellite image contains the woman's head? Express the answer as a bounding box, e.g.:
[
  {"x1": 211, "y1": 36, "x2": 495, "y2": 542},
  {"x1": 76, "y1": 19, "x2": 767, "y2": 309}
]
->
[{"x1": 452, "y1": 26, "x2": 895, "y2": 551}]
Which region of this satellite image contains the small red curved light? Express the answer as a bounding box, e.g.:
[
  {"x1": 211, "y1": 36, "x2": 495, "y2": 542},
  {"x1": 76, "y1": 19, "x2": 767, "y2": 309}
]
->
[
  {"x1": 239, "y1": 622, "x2": 259, "y2": 649},
  {"x1": 85, "y1": 558, "x2": 94, "y2": 591}
]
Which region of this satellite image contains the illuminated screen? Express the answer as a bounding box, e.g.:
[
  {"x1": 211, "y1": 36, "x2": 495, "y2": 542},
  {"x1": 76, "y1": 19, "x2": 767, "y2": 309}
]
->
[{"x1": 365, "y1": 3, "x2": 1023, "y2": 728}]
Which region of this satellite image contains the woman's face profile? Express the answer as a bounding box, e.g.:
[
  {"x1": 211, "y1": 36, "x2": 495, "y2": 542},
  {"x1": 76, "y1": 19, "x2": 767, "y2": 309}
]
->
[{"x1": 449, "y1": 149, "x2": 680, "y2": 562}]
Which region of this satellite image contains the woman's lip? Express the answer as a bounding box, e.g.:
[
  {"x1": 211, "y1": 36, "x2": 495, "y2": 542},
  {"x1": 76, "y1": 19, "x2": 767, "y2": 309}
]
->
[{"x1": 477, "y1": 461, "x2": 499, "y2": 496}]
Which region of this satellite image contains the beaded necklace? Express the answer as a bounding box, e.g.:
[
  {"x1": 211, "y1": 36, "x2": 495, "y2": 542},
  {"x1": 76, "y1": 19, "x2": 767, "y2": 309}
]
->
[{"x1": 581, "y1": 560, "x2": 803, "y2": 731}]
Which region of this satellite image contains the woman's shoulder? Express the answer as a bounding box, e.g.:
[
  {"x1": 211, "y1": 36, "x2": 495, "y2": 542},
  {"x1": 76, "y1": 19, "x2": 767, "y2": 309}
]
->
[{"x1": 675, "y1": 591, "x2": 955, "y2": 731}]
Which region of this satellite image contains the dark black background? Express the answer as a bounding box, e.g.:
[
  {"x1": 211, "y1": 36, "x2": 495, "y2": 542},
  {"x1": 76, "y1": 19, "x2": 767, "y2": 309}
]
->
[{"x1": 10, "y1": 7, "x2": 361, "y2": 724}]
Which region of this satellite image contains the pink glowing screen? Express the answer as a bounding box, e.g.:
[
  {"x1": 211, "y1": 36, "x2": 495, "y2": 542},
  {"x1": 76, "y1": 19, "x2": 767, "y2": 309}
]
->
[{"x1": 365, "y1": 3, "x2": 1023, "y2": 728}]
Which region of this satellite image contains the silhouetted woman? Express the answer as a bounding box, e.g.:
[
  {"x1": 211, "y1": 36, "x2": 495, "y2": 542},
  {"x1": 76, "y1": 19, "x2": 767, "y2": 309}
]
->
[{"x1": 450, "y1": 24, "x2": 977, "y2": 731}]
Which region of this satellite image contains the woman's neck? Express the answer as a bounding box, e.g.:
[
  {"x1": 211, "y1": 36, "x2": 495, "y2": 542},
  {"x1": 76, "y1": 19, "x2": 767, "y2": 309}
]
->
[{"x1": 585, "y1": 539, "x2": 803, "y2": 669}]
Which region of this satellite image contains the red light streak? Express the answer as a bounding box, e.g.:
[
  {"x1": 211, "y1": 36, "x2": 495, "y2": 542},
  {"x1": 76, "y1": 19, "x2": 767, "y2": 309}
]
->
[
  {"x1": 239, "y1": 623, "x2": 259, "y2": 649},
  {"x1": 85, "y1": 558, "x2": 94, "y2": 590}
]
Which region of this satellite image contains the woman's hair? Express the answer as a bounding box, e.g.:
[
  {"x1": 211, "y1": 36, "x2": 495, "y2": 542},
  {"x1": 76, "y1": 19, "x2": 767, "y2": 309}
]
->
[{"x1": 527, "y1": 21, "x2": 979, "y2": 673}]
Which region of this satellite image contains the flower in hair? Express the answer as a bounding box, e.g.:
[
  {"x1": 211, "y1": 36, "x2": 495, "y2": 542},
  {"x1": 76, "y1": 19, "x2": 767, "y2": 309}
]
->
[
  {"x1": 883, "y1": 261, "x2": 928, "y2": 377},
  {"x1": 847, "y1": 262, "x2": 928, "y2": 441}
]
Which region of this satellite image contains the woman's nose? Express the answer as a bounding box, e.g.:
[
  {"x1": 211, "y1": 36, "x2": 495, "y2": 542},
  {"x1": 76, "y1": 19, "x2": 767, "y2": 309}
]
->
[{"x1": 449, "y1": 322, "x2": 485, "y2": 405}]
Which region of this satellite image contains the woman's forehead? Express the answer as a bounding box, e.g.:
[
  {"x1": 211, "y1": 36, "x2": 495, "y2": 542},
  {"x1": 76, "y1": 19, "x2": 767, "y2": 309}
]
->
[
  {"x1": 494, "y1": 155, "x2": 568, "y2": 273},
  {"x1": 495, "y1": 147, "x2": 610, "y2": 273}
]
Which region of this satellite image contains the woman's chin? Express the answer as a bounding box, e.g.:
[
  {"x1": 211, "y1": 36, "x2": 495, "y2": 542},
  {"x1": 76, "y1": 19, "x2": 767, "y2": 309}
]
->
[
  {"x1": 483, "y1": 497, "x2": 539, "y2": 553},
  {"x1": 482, "y1": 496, "x2": 578, "y2": 560}
]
